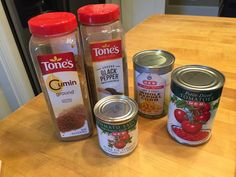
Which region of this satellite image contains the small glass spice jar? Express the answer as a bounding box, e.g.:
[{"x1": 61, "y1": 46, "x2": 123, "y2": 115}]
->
[
  {"x1": 94, "y1": 95, "x2": 138, "y2": 156},
  {"x1": 77, "y1": 4, "x2": 129, "y2": 106},
  {"x1": 133, "y1": 50, "x2": 175, "y2": 118},
  {"x1": 28, "y1": 12, "x2": 93, "y2": 141},
  {"x1": 167, "y1": 65, "x2": 225, "y2": 145}
]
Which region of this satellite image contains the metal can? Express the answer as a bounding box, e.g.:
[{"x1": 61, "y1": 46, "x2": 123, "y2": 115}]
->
[
  {"x1": 133, "y1": 50, "x2": 175, "y2": 118},
  {"x1": 94, "y1": 95, "x2": 138, "y2": 156},
  {"x1": 167, "y1": 65, "x2": 225, "y2": 145}
]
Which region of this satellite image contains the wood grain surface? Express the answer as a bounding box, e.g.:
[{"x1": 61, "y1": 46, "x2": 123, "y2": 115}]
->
[{"x1": 0, "y1": 15, "x2": 235, "y2": 177}]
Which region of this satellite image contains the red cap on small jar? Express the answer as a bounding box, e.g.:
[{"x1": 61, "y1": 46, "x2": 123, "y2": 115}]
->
[
  {"x1": 77, "y1": 4, "x2": 120, "y2": 25},
  {"x1": 28, "y1": 12, "x2": 78, "y2": 36}
]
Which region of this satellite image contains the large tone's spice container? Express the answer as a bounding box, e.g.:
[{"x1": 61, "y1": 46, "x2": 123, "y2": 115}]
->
[
  {"x1": 167, "y1": 65, "x2": 225, "y2": 145},
  {"x1": 28, "y1": 12, "x2": 93, "y2": 141},
  {"x1": 77, "y1": 4, "x2": 129, "y2": 106},
  {"x1": 94, "y1": 95, "x2": 138, "y2": 156},
  {"x1": 133, "y1": 50, "x2": 175, "y2": 118}
]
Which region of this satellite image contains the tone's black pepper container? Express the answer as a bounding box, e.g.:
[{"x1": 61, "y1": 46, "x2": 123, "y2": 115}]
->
[
  {"x1": 28, "y1": 12, "x2": 93, "y2": 141},
  {"x1": 77, "y1": 4, "x2": 129, "y2": 106}
]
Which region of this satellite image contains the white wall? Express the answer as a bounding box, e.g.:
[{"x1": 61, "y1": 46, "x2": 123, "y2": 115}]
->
[
  {"x1": 120, "y1": 0, "x2": 166, "y2": 31},
  {"x1": 0, "y1": 1, "x2": 34, "y2": 119},
  {"x1": 121, "y1": 0, "x2": 166, "y2": 31}
]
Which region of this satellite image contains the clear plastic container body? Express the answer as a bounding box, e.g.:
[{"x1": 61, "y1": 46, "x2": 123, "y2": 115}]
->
[
  {"x1": 29, "y1": 29, "x2": 94, "y2": 141},
  {"x1": 79, "y1": 20, "x2": 129, "y2": 106}
]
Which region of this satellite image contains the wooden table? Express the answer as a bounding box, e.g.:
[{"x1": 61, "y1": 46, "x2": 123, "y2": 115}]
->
[{"x1": 0, "y1": 15, "x2": 235, "y2": 177}]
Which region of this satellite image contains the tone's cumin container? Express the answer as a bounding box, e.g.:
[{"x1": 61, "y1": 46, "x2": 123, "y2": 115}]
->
[
  {"x1": 28, "y1": 12, "x2": 93, "y2": 141},
  {"x1": 167, "y1": 65, "x2": 225, "y2": 145},
  {"x1": 94, "y1": 95, "x2": 138, "y2": 156},
  {"x1": 133, "y1": 50, "x2": 175, "y2": 118}
]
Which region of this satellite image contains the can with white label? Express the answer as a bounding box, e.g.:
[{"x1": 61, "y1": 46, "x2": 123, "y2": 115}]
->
[
  {"x1": 77, "y1": 4, "x2": 129, "y2": 106},
  {"x1": 167, "y1": 65, "x2": 225, "y2": 145},
  {"x1": 94, "y1": 95, "x2": 138, "y2": 156},
  {"x1": 28, "y1": 12, "x2": 93, "y2": 141},
  {"x1": 133, "y1": 50, "x2": 175, "y2": 118}
]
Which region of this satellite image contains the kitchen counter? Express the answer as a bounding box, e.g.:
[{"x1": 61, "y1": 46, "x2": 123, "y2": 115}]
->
[{"x1": 0, "y1": 14, "x2": 235, "y2": 177}]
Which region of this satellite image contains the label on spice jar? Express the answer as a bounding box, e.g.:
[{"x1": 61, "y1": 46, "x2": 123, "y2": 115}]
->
[
  {"x1": 37, "y1": 52, "x2": 89, "y2": 137},
  {"x1": 90, "y1": 40, "x2": 124, "y2": 99},
  {"x1": 135, "y1": 71, "x2": 168, "y2": 116},
  {"x1": 96, "y1": 118, "x2": 138, "y2": 156}
]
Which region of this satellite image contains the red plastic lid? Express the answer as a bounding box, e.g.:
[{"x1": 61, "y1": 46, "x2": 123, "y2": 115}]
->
[
  {"x1": 77, "y1": 4, "x2": 120, "y2": 25},
  {"x1": 28, "y1": 12, "x2": 78, "y2": 36}
]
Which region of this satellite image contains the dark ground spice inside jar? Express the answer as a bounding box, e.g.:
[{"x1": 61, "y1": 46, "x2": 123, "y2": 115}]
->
[{"x1": 56, "y1": 105, "x2": 85, "y2": 132}]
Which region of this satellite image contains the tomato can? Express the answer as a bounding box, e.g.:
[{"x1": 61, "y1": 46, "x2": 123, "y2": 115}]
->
[
  {"x1": 94, "y1": 95, "x2": 138, "y2": 156},
  {"x1": 133, "y1": 50, "x2": 175, "y2": 118},
  {"x1": 167, "y1": 65, "x2": 225, "y2": 145}
]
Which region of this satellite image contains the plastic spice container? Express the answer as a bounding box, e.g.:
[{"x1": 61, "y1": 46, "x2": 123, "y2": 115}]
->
[
  {"x1": 167, "y1": 65, "x2": 225, "y2": 145},
  {"x1": 77, "y1": 4, "x2": 129, "y2": 106},
  {"x1": 94, "y1": 95, "x2": 138, "y2": 156},
  {"x1": 133, "y1": 50, "x2": 175, "y2": 118},
  {"x1": 28, "y1": 12, "x2": 93, "y2": 141}
]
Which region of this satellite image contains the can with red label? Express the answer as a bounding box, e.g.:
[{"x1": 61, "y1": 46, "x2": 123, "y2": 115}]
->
[
  {"x1": 28, "y1": 12, "x2": 93, "y2": 141},
  {"x1": 94, "y1": 95, "x2": 138, "y2": 156},
  {"x1": 133, "y1": 50, "x2": 175, "y2": 118},
  {"x1": 77, "y1": 4, "x2": 129, "y2": 106},
  {"x1": 167, "y1": 65, "x2": 225, "y2": 145}
]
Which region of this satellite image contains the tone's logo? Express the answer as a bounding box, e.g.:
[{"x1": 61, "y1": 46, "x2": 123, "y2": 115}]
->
[
  {"x1": 37, "y1": 52, "x2": 76, "y2": 75},
  {"x1": 49, "y1": 56, "x2": 62, "y2": 62},
  {"x1": 41, "y1": 56, "x2": 73, "y2": 72},
  {"x1": 92, "y1": 43, "x2": 120, "y2": 56},
  {"x1": 90, "y1": 40, "x2": 122, "y2": 61}
]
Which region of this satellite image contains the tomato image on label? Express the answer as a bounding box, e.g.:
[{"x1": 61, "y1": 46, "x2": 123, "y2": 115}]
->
[
  {"x1": 171, "y1": 125, "x2": 210, "y2": 141},
  {"x1": 119, "y1": 131, "x2": 130, "y2": 141},
  {"x1": 108, "y1": 131, "x2": 132, "y2": 149},
  {"x1": 181, "y1": 120, "x2": 202, "y2": 134},
  {"x1": 114, "y1": 141, "x2": 126, "y2": 149},
  {"x1": 174, "y1": 109, "x2": 187, "y2": 123},
  {"x1": 194, "y1": 112, "x2": 211, "y2": 123},
  {"x1": 169, "y1": 94, "x2": 220, "y2": 142},
  {"x1": 189, "y1": 101, "x2": 211, "y2": 123}
]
